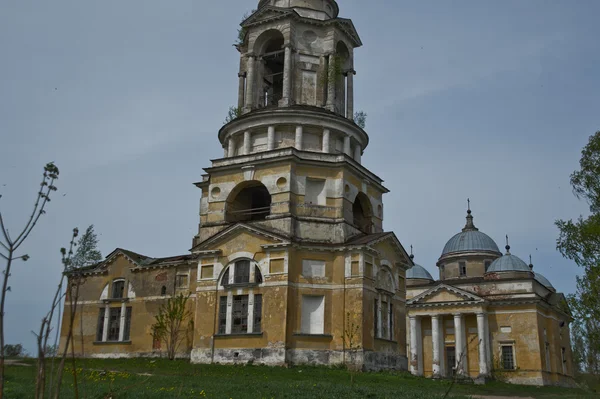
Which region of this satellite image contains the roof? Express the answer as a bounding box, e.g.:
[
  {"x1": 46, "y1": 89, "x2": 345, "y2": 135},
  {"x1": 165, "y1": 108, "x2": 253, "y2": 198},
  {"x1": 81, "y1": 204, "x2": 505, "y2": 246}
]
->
[
  {"x1": 441, "y1": 209, "x2": 500, "y2": 257},
  {"x1": 406, "y1": 264, "x2": 434, "y2": 280},
  {"x1": 534, "y1": 272, "x2": 555, "y2": 291},
  {"x1": 487, "y1": 253, "x2": 531, "y2": 273}
]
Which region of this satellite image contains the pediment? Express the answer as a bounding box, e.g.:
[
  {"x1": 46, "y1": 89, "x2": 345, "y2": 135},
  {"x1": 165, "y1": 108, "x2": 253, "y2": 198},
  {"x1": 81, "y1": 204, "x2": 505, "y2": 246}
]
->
[
  {"x1": 191, "y1": 223, "x2": 290, "y2": 253},
  {"x1": 242, "y1": 7, "x2": 294, "y2": 27},
  {"x1": 408, "y1": 284, "x2": 485, "y2": 306}
]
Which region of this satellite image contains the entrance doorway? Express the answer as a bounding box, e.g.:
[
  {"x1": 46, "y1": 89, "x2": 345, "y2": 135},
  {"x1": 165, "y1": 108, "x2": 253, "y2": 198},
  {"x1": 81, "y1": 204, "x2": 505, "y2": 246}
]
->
[{"x1": 446, "y1": 346, "x2": 456, "y2": 378}]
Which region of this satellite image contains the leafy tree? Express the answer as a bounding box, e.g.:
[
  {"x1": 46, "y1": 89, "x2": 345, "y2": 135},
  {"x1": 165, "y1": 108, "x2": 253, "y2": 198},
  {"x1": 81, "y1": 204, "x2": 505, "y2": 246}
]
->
[
  {"x1": 0, "y1": 162, "x2": 59, "y2": 399},
  {"x1": 556, "y1": 130, "x2": 600, "y2": 374},
  {"x1": 224, "y1": 106, "x2": 242, "y2": 125},
  {"x1": 235, "y1": 9, "x2": 256, "y2": 47},
  {"x1": 152, "y1": 294, "x2": 193, "y2": 360},
  {"x1": 354, "y1": 111, "x2": 367, "y2": 129},
  {"x1": 3, "y1": 344, "x2": 23, "y2": 358}
]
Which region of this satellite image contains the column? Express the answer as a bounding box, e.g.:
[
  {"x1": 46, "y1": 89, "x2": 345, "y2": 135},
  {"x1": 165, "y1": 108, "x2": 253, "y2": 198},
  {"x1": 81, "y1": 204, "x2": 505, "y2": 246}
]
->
[
  {"x1": 243, "y1": 131, "x2": 251, "y2": 155},
  {"x1": 281, "y1": 45, "x2": 293, "y2": 107},
  {"x1": 247, "y1": 291, "x2": 255, "y2": 334},
  {"x1": 102, "y1": 304, "x2": 110, "y2": 342},
  {"x1": 477, "y1": 312, "x2": 489, "y2": 376},
  {"x1": 267, "y1": 126, "x2": 275, "y2": 150},
  {"x1": 244, "y1": 55, "x2": 256, "y2": 112},
  {"x1": 353, "y1": 144, "x2": 361, "y2": 163},
  {"x1": 223, "y1": 146, "x2": 228, "y2": 158},
  {"x1": 432, "y1": 315, "x2": 441, "y2": 378},
  {"x1": 118, "y1": 301, "x2": 126, "y2": 341},
  {"x1": 326, "y1": 53, "x2": 336, "y2": 111},
  {"x1": 409, "y1": 316, "x2": 418, "y2": 375},
  {"x1": 228, "y1": 137, "x2": 236, "y2": 157},
  {"x1": 454, "y1": 314, "x2": 464, "y2": 375},
  {"x1": 322, "y1": 129, "x2": 330, "y2": 153},
  {"x1": 347, "y1": 69, "x2": 355, "y2": 120},
  {"x1": 295, "y1": 126, "x2": 303, "y2": 150},
  {"x1": 237, "y1": 72, "x2": 246, "y2": 110},
  {"x1": 343, "y1": 136, "x2": 351, "y2": 156},
  {"x1": 225, "y1": 292, "x2": 233, "y2": 334}
]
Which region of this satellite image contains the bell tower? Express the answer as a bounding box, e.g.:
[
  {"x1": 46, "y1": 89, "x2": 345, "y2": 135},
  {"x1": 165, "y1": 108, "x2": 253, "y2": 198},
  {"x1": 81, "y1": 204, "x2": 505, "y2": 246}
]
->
[{"x1": 193, "y1": 0, "x2": 390, "y2": 246}]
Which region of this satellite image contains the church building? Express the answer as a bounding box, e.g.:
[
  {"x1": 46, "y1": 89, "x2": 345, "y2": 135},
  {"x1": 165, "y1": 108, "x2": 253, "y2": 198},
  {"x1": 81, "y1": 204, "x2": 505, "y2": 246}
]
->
[{"x1": 59, "y1": 0, "x2": 574, "y2": 386}]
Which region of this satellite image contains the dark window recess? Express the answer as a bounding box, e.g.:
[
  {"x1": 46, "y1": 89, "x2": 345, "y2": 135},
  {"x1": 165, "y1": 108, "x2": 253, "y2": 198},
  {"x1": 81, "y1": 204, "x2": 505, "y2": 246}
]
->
[
  {"x1": 221, "y1": 268, "x2": 230, "y2": 286},
  {"x1": 253, "y1": 295, "x2": 262, "y2": 333},
  {"x1": 112, "y1": 280, "x2": 125, "y2": 299},
  {"x1": 502, "y1": 345, "x2": 515, "y2": 370},
  {"x1": 96, "y1": 308, "x2": 105, "y2": 341},
  {"x1": 459, "y1": 262, "x2": 467, "y2": 277},
  {"x1": 389, "y1": 303, "x2": 394, "y2": 340},
  {"x1": 234, "y1": 261, "x2": 250, "y2": 284},
  {"x1": 255, "y1": 266, "x2": 263, "y2": 284},
  {"x1": 374, "y1": 299, "x2": 378, "y2": 338},
  {"x1": 123, "y1": 307, "x2": 132, "y2": 341},
  {"x1": 108, "y1": 307, "x2": 122, "y2": 341},
  {"x1": 218, "y1": 296, "x2": 227, "y2": 334},
  {"x1": 484, "y1": 261, "x2": 491, "y2": 271},
  {"x1": 232, "y1": 295, "x2": 249, "y2": 334},
  {"x1": 161, "y1": 286, "x2": 167, "y2": 296}
]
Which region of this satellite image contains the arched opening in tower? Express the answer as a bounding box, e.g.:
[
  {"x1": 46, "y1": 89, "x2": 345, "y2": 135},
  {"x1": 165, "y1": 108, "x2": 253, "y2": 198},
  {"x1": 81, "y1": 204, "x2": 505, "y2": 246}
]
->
[
  {"x1": 335, "y1": 41, "x2": 351, "y2": 116},
  {"x1": 226, "y1": 181, "x2": 272, "y2": 223},
  {"x1": 254, "y1": 30, "x2": 285, "y2": 107},
  {"x1": 353, "y1": 192, "x2": 373, "y2": 234}
]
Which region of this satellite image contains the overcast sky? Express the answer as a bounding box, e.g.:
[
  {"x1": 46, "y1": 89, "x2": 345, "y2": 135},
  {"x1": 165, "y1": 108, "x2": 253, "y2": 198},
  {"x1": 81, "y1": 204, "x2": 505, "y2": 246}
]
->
[{"x1": 1, "y1": 0, "x2": 598, "y2": 354}]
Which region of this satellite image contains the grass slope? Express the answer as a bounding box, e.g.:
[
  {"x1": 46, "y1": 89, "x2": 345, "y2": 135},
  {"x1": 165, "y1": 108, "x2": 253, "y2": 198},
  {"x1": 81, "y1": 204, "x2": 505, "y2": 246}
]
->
[{"x1": 5, "y1": 358, "x2": 596, "y2": 399}]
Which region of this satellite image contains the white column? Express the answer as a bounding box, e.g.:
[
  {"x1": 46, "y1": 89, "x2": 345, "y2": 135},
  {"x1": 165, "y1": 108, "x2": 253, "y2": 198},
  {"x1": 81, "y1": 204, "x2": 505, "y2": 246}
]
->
[
  {"x1": 343, "y1": 136, "x2": 351, "y2": 156},
  {"x1": 295, "y1": 126, "x2": 303, "y2": 150},
  {"x1": 326, "y1": 53, "x2": 336, "y2": 111},
  {"x1": 244, "y1": 55, "x2": 256, "y2": 112},
  {"x1": 416, "y1": 316, "x2": 423, "y2": 375},
  {"x1": 409, "y1": 315, "x2": 418, "y2": 375},
  {"x1": 432, "y1": 315, "x2": 441, "y2": 378},
  {"x1": 477, "y1": 312, "x2": 489, "y2": 376},
  {"x1": 347, "y1": 69, "x2": 355, "y2": 120},
  {"x1": 247, "y1": 291, "x2": 255, "y2": 334},
  {"x1": 102, "y1": 304, "x2": 110, "y2": 342},
  {"x1": 243, "y1": 131, "x2": 251, "y2": 155},
  {"x1": 225, "y1": 291, "x2": 233, "y2": 334},
  {"x1": 322, "y1": 129, "x2": 330, "y2": 153},
  {"x1": 267, "y1": 126, "x2": 275, "y2": 150},
  {"x1": 281, "y1": 45, "x2": 293, "y2": 107},
  {"x1": 228, "y1": 137, "x2": 235, "y2": 157},
  {"x1": 118, "y1": 301, "x2": 126, "y2": 341},
  {"x1": 237, "y1": 72, "x2": 246, "y2": 110},
  {"x1": 353, "y1": 144, "x2": 361, "y2": 163},
  {"x1": 454, "y1": 314, "x2": 464, "y2": 375}
]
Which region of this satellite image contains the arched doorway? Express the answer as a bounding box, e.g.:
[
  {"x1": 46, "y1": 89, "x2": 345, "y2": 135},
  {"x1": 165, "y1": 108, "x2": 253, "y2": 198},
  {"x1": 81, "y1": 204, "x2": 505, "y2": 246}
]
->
[
  {"x1": 254, "y1": 29, "x2": 285, "y2": 107},
  {"x1": 225, "y1": 181, "x2": 272, "y2": 222},
  {"x1": 353, "y1": 192, "x2": 373, "y2": 233}
]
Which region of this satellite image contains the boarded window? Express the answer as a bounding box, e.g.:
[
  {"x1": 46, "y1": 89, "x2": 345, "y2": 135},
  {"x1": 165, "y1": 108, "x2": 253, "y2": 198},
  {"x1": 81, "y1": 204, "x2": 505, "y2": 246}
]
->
[
  {"x1": 96, "y1": 308, "x2": 105, "y2": 342},
  {"x1": 176, "y1": 274, "x2": 189, "y2": 288},
  {"x1": 502, "y1": 345, "x2": 515, "y2": 370},
  {"x1": 302, "y1": 259, "x2": 326, "y2": 278},
  {"x1": 305, "y1": 179, "x2": 326, "y2": 205},
  {"x1": 365, "y1": 262, "x2": 373, "y2": 278},
  {"x1": 232, "y1": 295, "x2": 249, "y2": 334},
  {"x1": 234, "y1": 261, "x2": 250, "y2": 284},
  {"x1": 351, "y1": 261, "x2": 359, "y2": 276},
  {"x1": 301, "y1": 295, "x2": 325, "y2": 334},
  {"x1": 123, "y1": 307, "x2": 132, "y2": 341},
  {"x1": 112, "y1": 280, "x2": 125, "y2": 299},
  {"x1": 218, "y1": 296, "x2": 227, "y2": 334},
  {"x1": 201, "y1": 265, "x2": 214, "y2": 279},
  {"x1": 253, "y1": 295, "x2": 262, "y2": 333},
  {"x1": 108, "y1": 307, "x2": 122, "y2": 341}
]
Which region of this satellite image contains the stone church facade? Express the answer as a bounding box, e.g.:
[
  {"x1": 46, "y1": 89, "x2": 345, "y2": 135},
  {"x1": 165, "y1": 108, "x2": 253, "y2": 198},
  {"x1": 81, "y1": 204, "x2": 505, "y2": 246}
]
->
[{"x1": 59, "y1": 0, "x2": 574, "y2": 386}]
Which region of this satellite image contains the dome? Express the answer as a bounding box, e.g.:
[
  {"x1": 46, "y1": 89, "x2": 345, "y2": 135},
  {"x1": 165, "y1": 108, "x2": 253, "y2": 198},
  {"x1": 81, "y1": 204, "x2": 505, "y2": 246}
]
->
[
  {"x1": 258, "y1": 0, "x2": 339, "y2": 19},
  {"x1": 487, "y1": 254, "x2": 530, "y2": 273},
  {"x1": 406, "y1": 264, "x2": 434, "y2": 280},
  {"x1": 534, "y1": 273, "x2": 555, "y2": 290},
  {"x1": 441, "y1": 207, "x2": 500, "y2": 257}
]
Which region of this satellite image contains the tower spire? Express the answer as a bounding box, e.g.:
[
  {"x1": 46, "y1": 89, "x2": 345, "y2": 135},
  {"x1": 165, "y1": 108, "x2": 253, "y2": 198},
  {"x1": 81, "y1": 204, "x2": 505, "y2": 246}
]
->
[
  {"x1": 505, "y1": 235, "x2": 511, "y2": 255},
  {"x1": 462, "y1": 198, "x2": 479, "y2": 232},
  {"x1": 529, "y1": 254, "x2": 534, "y2": 270}
]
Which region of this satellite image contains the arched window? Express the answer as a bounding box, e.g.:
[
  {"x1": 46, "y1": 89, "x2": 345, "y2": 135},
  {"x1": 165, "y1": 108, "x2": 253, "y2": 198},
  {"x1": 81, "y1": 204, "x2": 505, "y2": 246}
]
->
[
  {"x1": 374, "y1": 268, "x2": 396, "y2": 341},
  {"x1": 334, "y1": 41, "x2": 352, "y2": 116},
  {"x1": 111, "y1": 279, "x2": 125, "y2": 299},
  {"x1": 226, "y1": 181, "x2": 272, "y2": 223},
  {"x1": 253, "y1": 30, "x2": 285, "y2": 107},
  {"x1": 353, "y1": 192, "x2": 373, "y2": 233},
  {"x1": 220, "y1": 260, "x2": 263, "y2": 286}
]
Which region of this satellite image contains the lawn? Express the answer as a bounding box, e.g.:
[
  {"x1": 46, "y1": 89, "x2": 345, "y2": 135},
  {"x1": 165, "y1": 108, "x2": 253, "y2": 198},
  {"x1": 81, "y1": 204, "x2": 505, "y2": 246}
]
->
[{"x1": 4, "y1": 358, "x2": 596, "y2": 399}]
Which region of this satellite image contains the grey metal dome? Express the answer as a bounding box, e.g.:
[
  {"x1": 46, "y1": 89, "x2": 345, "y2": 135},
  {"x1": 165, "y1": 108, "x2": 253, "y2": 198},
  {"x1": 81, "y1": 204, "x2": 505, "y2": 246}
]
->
[
  {"x1": 534, "y1": 273, "x2": 555, "y2": 290},
  {"x1": 406, "y1": 264, "x2": 434, "y2": 280},
  {"x1": 441, "y1": 208, "x2": 500, "y2": 256},
  {"x1": 487, "y1": 253, "x2": 530, "y2": 273}
]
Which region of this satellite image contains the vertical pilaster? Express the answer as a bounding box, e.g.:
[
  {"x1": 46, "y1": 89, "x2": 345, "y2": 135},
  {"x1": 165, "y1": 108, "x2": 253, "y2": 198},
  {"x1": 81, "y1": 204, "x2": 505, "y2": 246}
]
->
[
  {"x1": 409, "y1": 315, "x2": 418, "y2": 375},
  {"x1": 432, "y1": 315, "x2": 441, "y2": 378},
  {"x1": 244, "y1": 55, "x2": 256, "y2": 113},
  {"x1": 281, "y1": 45, "x2": 293, "y2": 107},
  {"x1": 353, "y1": 144, "x2": 361, "y2": 163},
  {"x1": 226, "y1": 292, "x2": 233, "y2": 334},
  {"x1": 267, "y1": 126, "x2": 275, "y2": 150},
  {"x1": 223, "y1": 146, "x2": 228, "y2": 158},
  {"x1": 118, "y1": 301, "x2": 126, "y2": 341},
  {"x1": 295, "y1": 126, "x2": 303, "y2": 150},
  {"x1": 322, "y1": 129, "x2": 330, "y2": 153},
  {"x1": 102, "y1": 304, "x2": 110, "y2": 342},
  {"x1": 247, "y1": 291, "x2": 255, "y2": 334},
  {"x1": 454, "y1": 313, "x2": 464, "y2": 375},
  {"x1": 343, "y1": 136, "x2": 351, "y2": 156},
  {"x1": 243, "y1": 131, "x2": 251, "y2": 155},
  {"x1": 477, "y1": 312, "x2": 489, "y2": 376},
  {"x1": 326, "y1": 53, "x2": 336, "y2": 111},
  {"x1": 228, "y1": 137, "x2": 236, "y2": 157},
  {"x1": 237, "y1": 72, "x2": 246, "y2": 110},
  {"x1": 347, "y1": 69, "x2": 355, "y2": 120}
]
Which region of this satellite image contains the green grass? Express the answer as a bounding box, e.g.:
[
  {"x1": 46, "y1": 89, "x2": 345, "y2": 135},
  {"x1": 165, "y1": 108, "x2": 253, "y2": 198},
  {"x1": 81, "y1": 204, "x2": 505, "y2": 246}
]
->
[{"x1": 4, "y1": 358, "x2": 596, "y2": 399}]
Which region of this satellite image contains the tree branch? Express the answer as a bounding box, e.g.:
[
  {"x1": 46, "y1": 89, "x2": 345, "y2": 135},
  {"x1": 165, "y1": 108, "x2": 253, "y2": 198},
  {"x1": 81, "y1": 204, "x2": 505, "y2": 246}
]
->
[
  {"x1": 0, "y1": 213, "x2": 11, "y2": 247},
  {"x1": 12, "y1": 172, "x2": 49, "y2": 247},
  {"x1": 14, "y1": 178, "x2": 55, "y2": 251},
  {"x1": 0, "y1": 253, "x2": 8, "y2": 262}
]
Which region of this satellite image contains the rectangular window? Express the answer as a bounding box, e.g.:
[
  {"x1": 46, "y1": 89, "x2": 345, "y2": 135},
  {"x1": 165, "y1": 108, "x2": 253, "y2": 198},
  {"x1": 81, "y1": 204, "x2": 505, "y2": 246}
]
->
[
  {"x1": 253, "y1": 295, "x2": 262, "y2": 333},
  {"x1": 232, "y1": 295, "x2": 249, "y2": 334},
  {"x1": 176, "y1": 274, "x2": 189, "y2": 288},
  {"x1": 96, "y1": 308, "x2": 105, "y2": 342},
  {"x1": 501, "y1": 345, "x2": 515, "y2": 370},
  {"x1": 301, "y1": 295, "x2": 325, "y2": 334},
  {"x1": 112, "y1": 280, "x2": 125, "y2": 299},
  {"x1": 108, "y1": 307, "x2": 122, "y2": 341},
  {"x1": 234, "y1": 261, "x2": 250, "y2": 284},
  {"x1": 302, "y1": 259, "x2": 326, "y2": 278},
  {"x1": 374, "y1": 299, "x2": 379, "y2": 338},
  {"x1": 218, "y1": 296, "x2": 227, "y2": 334},
  {"x1": 459, "y1": 262, "x2": 467, "y2": 277},
  {"x1": 305, "y1": 179, "x2": 326, "y2": 205},
  {"x1": 381, "y1": 301, "x2": 389, "y2": 339},
  {"x1": 123, "y1": 307, "x2": 132, "y2": 341},
  {"x1": 389, "y1": 303, "x2": 394, "y2": 340}
]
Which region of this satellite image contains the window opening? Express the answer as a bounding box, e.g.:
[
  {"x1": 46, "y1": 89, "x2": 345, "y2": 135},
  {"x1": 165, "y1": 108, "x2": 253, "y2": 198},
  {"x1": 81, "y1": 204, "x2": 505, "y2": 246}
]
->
[
  {"x1": 301, "y1": 295, "x2": 325, "y2": 335},
  {"x1": 446, "y1": 347, "x2": 456, "y2": 377},
  {"x1": 161, "y1": 286, "x2": 167, "y2": 296},
  {"x1": 234, "y1": 260, "x2": 251, "y2": 284},
  {"x1": 381, "y1": 301, "x2": 389, "y2": 339},
  {"x1": 352, "y1": 193, "x2": 373, "y2": 233},
  {"x1": 255, "y1": 266, "x2": 263, "y2": 284},
  {"x1": 389, "y1": 303, "x2": 394, "y2": 340},
  {"x1": 108, "y1": 308, "x2": 122, "y2": 341},
  {"x1": 253, "y1": 294, "x2": 263, "y2": 333},
  {"x1": 218, "y1": 296, "x2": 227, "y2": 334},
  {"x1": 232, "y1": 295, "x2": 249, "y2": 334},
  {"x1": 112, "y1": 280, "x2": 125, "y2": 299},
  {"x1": 484, "y1": 260, "x2": 492, "y2": 271},
  {"x1": 176, "y1": 274, "x2": 189, "y2": 289},
  {"x1": 259, "y1": 35, "x2": 285, "y2": 107},
  {"x1": 221, "y1": 268, "x2": 230, "y2": 286},
  {"x1": 96, "y1": 308, "x2": 105, "y2": 341},
  {"x1": 226, "y1": 182, "x2": 271, "y2": 222},
  {"x1": 123, "y1": 307, "x2": 132, "y2": 341},
  {"x1": 501, "y1": 345, "x2": 515, "y2": 370},
  {"x1": 373, "y1": 299, "x2": 378, "y2": 338},
  {"x1": 459, "y1": 262, "x2": 467, "y2": 277}
]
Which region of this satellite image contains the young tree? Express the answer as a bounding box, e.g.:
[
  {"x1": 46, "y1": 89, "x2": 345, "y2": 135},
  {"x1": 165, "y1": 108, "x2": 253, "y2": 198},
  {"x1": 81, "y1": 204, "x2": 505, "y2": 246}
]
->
[
  {"x1": 224, "y1": 106, "x2": 241, "y2": 125},
  {"x1": 2, "y1": 344, "x2": 24, "y2": 358},
  {"x1": 152, "y1": 294, "x2": 193, "y2": 360},
  {"x1": 556, "y1": 130, "x2": 600, "y2": 374},
  {"x1": 354, "y1": 111, "x2": 367, "y2": 129},
  {"x1": 0, "y1": 162, "x2": 59, "y2": 399}
]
